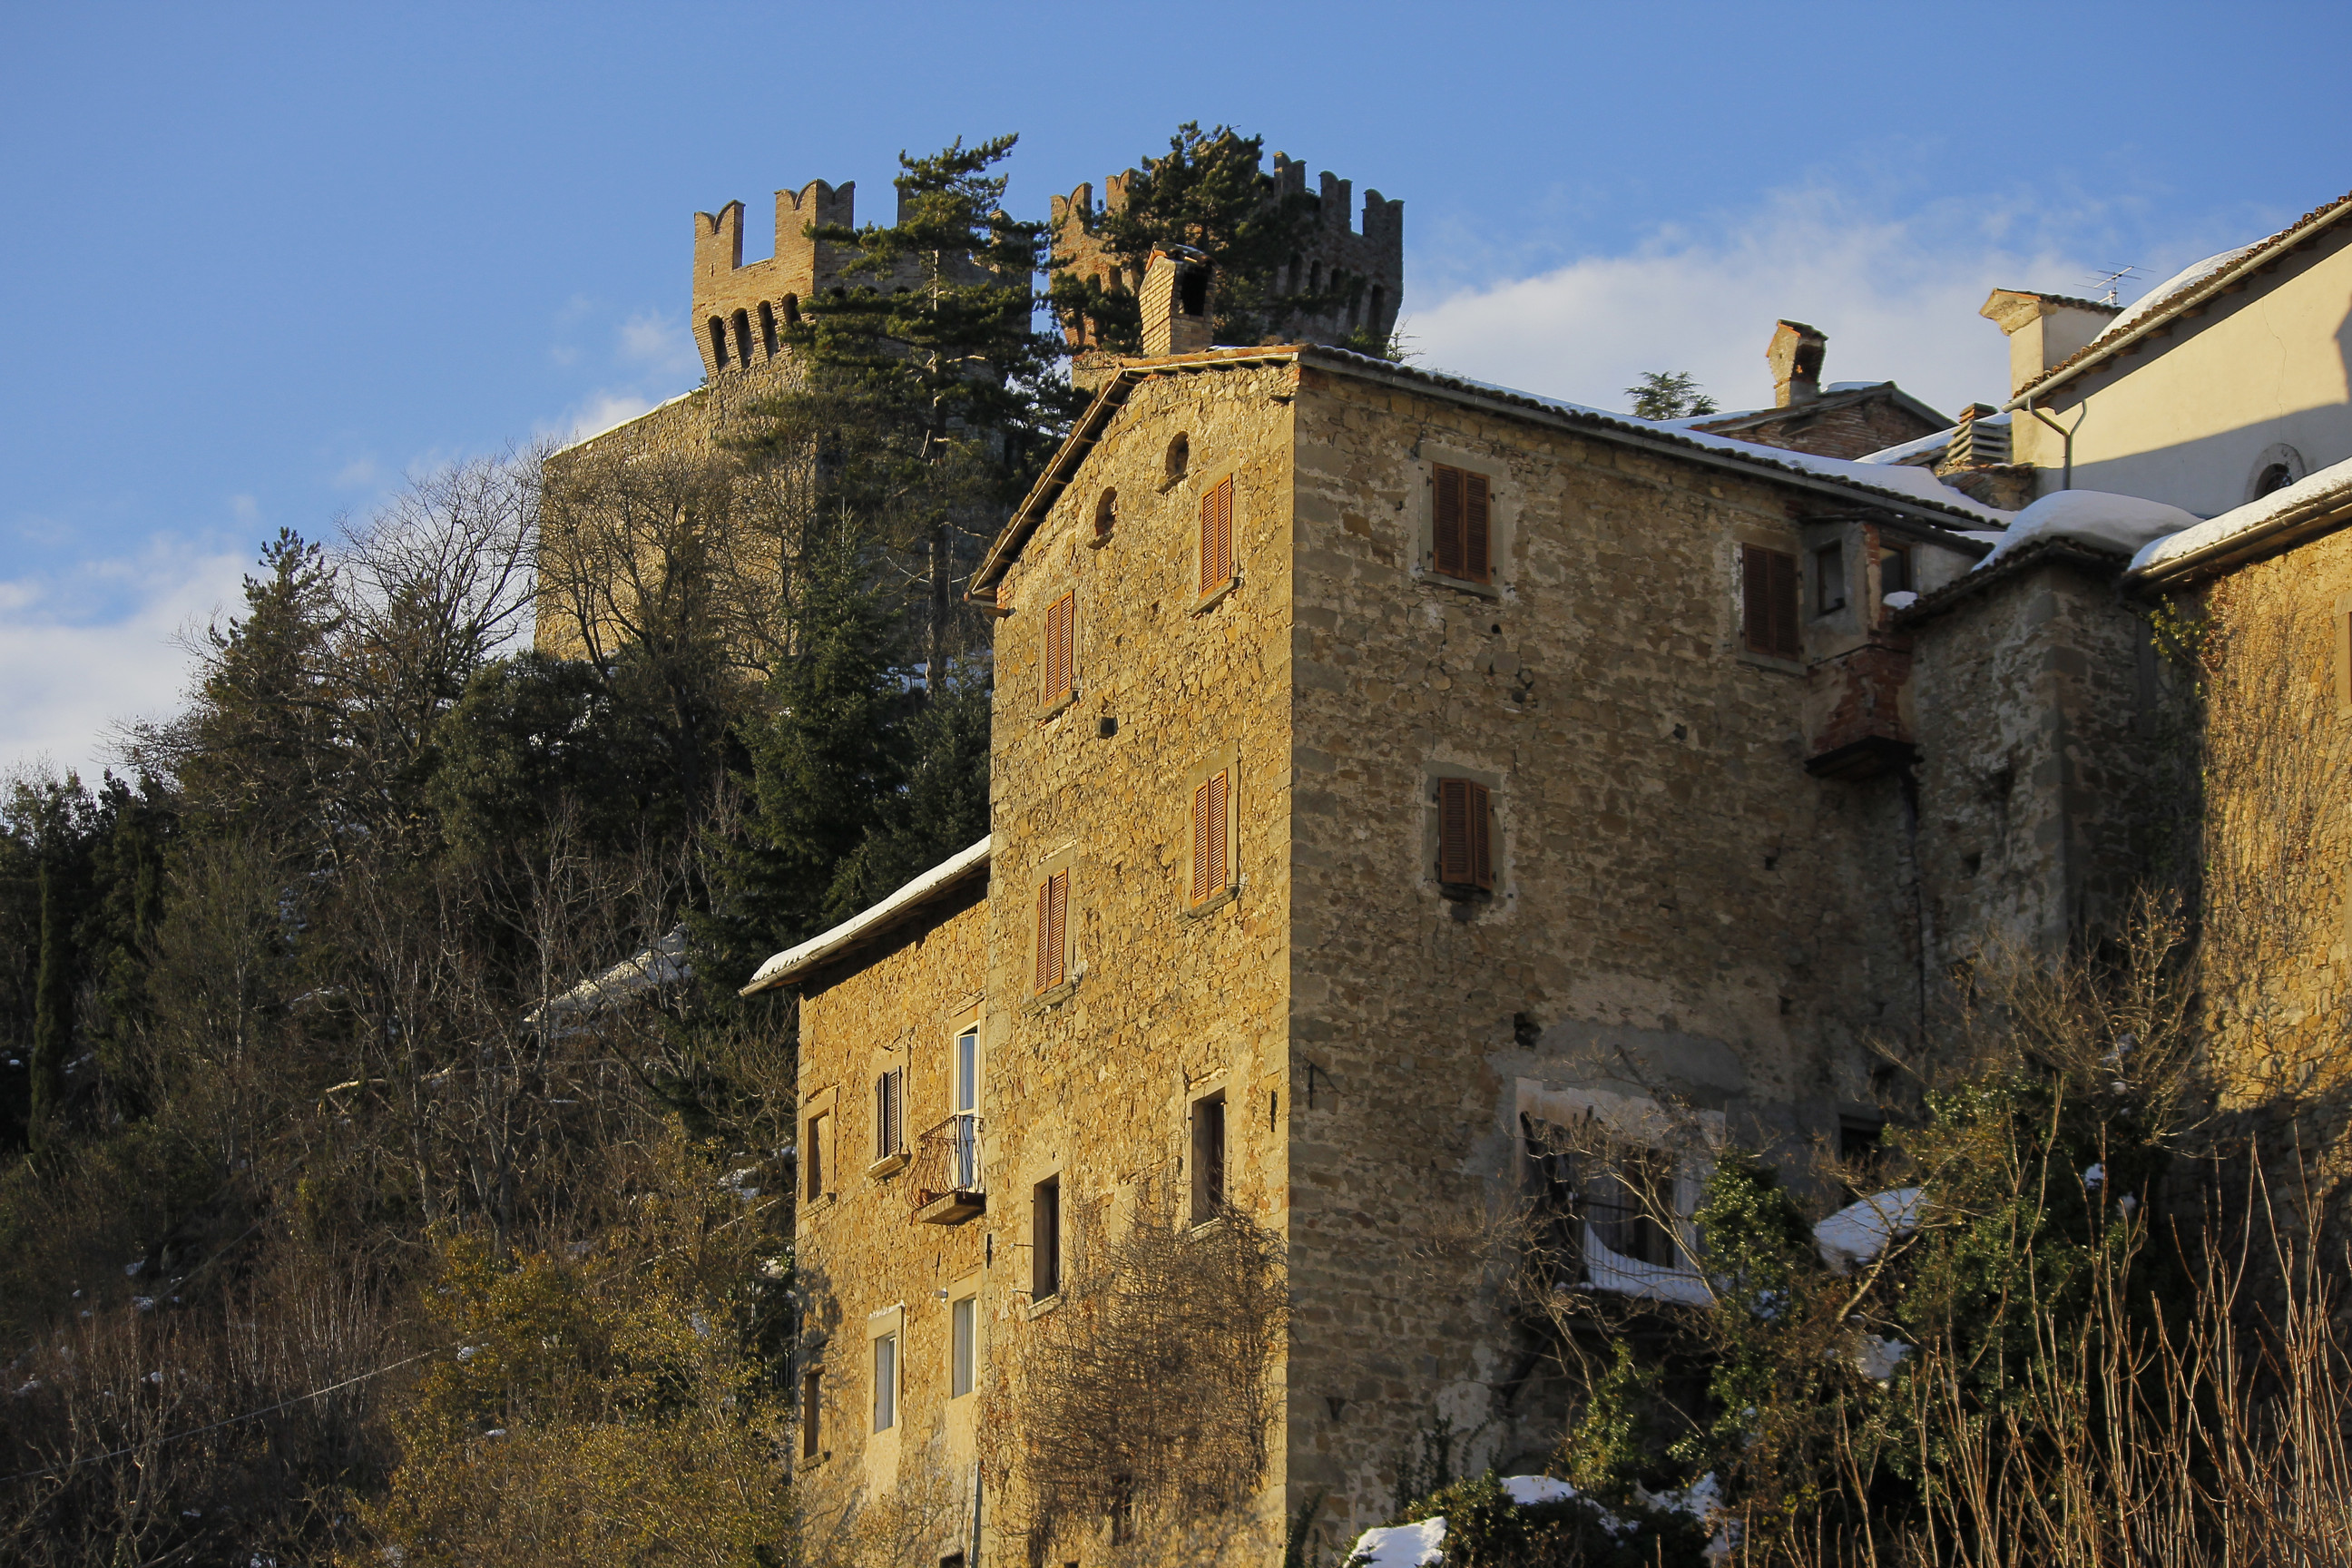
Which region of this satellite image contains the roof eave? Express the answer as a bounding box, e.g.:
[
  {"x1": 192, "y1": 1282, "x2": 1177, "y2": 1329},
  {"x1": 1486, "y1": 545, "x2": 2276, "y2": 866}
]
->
[
  {"x1": 739, "y1": 837, "x2": 992, "y2": 996},
  {"x1": 2129, "y1": 490, "x2": 2352, "y2": 591}
]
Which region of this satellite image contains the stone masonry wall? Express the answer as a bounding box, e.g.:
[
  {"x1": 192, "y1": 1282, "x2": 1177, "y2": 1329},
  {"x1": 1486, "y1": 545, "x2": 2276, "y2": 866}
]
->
[
  {"x1": 793, "y1": 889, "x2": 990, "y2": 1563},
  {"x1": 974, "y1": 362, "x2": 1301, "y2": 1564},
  {"x1": 1280, "y1": 365, "x2": 1926, "y2": 1546}
]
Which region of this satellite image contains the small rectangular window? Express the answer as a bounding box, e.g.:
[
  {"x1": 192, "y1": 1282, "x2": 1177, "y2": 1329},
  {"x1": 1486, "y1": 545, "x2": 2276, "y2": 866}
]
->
[
  {"x1": 1191, "y1": 1092, "x2": 1227, "y2": 1223},
  {"x1": 800, "y1": 1369, "x2": 822, "y2": 1458},
  {"x1": 1431, "y1": 464, "x2": 1493, "y2": 583},
  {"x1": 1584, "y1": 1151, "x2": 1678, "y2": 1269},
  {"x1": 1741, "y1": 544, "x2": 1801, "y2": 660},
  {"x1": 1191, "y1": 769, "x2": 1230, "y2": 904},
  {"x1": 1815, "y1": 543, "x2": 1847, "y2": 613},
  {"x1": 1878, "y1": 544, "x2": 1912, "y2": 596},
  {"x1": 1032, "y1": 871, "x2": 1069, "y2": 993},
  {"x1": 1033, "y1": 1175, "x2": 1061, "y2": 1298},
  {"x1": 950, "y1": 1295, "x2": 975, "y2": 1397},
  {"x1": 1199, "y1": 477, "x2": 1235, "y2": 594},
  {"x1": 873, "y1": 1334, "x2": 897, "y2": 1432},
  {"x1": 875, "y1": 1069, "x2": 902, "y2": 1161},
  {"x1": 1436, "y1": 778, "x2": 1494, "y2": 893},
  {"x1": 806, "y1": 1111, "x2": 830, "y2": 1200},
  {"x1": 1041, "y1": 592, "x2": 1075, "y2": 708}
]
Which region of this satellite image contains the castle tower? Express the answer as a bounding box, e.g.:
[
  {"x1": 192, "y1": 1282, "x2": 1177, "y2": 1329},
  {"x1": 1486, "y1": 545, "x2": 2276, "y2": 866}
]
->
[
  {"x1": 1050, "y1": 149, "x2": 1403, "y2": 352},
  {"x1": 691, "y1": 179, "x2": 859, "y2": 379}
]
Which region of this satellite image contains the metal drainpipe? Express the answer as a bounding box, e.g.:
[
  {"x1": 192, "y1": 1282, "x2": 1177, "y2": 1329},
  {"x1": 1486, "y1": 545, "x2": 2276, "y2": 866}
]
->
[{"x1": 2022, "y1": 397, "x2": 2075, "y2": 490}]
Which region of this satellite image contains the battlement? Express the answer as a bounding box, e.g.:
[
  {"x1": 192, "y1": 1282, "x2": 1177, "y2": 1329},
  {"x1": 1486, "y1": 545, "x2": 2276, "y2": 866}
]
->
[
  {"x1": 691, "y1": 178, "x2": 861, "y2": 379},
  {"x1": 1050, "y1": 150, "x2": 1403, "y2": 352}
]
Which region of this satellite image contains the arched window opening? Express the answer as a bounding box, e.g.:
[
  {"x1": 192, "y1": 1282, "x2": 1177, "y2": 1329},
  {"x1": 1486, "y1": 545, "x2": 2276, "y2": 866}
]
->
[
  {"x1": 1094, "y1": 488, "x2": 1118, "y2": 542},
  {"x1": 1165, "y1": 435, "x2": 1190, "y2": 484},
  {"x1": 1308, "y1": 260, "x2": 1322, "y2": 299},
  {"x1": 2249, "y1": 445, "x2": 2308, "y2": 502},
  {"x1": 1369, "y1": 285, "x2": 1387, "y2": 329},
  {"x1": 759, "y1": 301, "x2": 778, "y2": 357},
  {"x1": 708, "y1": 317, "x2": 729, "y2": 368},
  {"x1": 2256, "y1": 463, "x2": 2295, "y2": 498},
  {"x1": 732, "y1": 310, "x2": 753, "y2": 366},
  {"x1": 783, "y1": 293, "x2": 801, "y2": 324}
]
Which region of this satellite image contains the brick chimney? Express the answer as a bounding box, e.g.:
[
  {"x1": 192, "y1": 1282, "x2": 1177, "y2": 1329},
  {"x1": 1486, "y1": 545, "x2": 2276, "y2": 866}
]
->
[
  {"x1": 1767, "y1": 319, "x2": 1828, "y2": 407},
  {"x1": 1140, "y1": 244, "x2": 1213, "y2": 357}
]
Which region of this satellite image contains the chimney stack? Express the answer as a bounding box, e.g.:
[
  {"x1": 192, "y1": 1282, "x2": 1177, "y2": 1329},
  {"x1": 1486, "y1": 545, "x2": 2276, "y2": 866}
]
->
[
  {"x1": 1979, "y1": 289, "x2": 2124, "y2": 397},
  {"x1": 1141, "y1": 245, "x2": 1213, "y2": 357},
  {"x1": 1768, "y1": 319, "x2": 1828, "y2": 407}
]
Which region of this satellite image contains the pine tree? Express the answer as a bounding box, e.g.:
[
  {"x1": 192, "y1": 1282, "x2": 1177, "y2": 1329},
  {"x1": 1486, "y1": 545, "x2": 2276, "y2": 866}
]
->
[
  {"x1": 1625, "y1": 370, "x2": 1720, "y2": 421},
  {"x1": 1048, "y1": 122, "x2": 1336, "y2": 353}
]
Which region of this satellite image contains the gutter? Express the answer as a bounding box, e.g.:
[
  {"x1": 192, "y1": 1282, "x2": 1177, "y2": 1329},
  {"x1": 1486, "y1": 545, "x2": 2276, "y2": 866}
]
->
[{"x1": 2129, "y1": 480, "x2": 2352, "y2": 591}]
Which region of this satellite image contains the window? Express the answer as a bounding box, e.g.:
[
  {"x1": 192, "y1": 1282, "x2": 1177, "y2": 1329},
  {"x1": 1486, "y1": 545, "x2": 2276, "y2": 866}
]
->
[
  {"x1": 708, "y1": 316, "x2": 729, "y2": 368},
  {"x1": 1584, "y1": 1151, "x2": 1678, "y2": 1269},
  {"x1": 2256, "y1": 463, "x2": 2296, "y2": 498},
  {"x1": 1191, "y1": 1092, "x2": 1227, "y2": 1223},
  {"x1": 1032, "y1": 870, "x2": 1069, "y2": 993},
  {"x1": 1165, "y1": 433, "x2": 1189, "y2": 484},
  {"x1": 1191, "y1": 768, "x2": 1230, "y2": 904},
  {"x1": 1814, "y1": 542, "x2": 1847, "y2": 613},
  {"x1": 1199, "y1": 476, "x2": 1235, "y2": 594},
  {"x1": 758, "y1": 301, "x2": 779, "y2": 357},
  {"x1": 1093, "y1": 487, "x2": 1117, "y2": 543},
  {"x1": 952, "y1": 1025, "x2": 979, "y2": 1188},
  {"x1": 733, "y1": 309, "x2": 754, "y2": 367},
  {"x1": 875, "y1": 1068, "x2": 903, "y2": 1162},
  {"x1": 800, "y1": 1369, "x2": 822, "y2": 1458},
  {"x1": 872, "y1": 1334, "x2": 897, "y2": 1432},
  {"x1": 955, "y1": 1027, "x2": 978, "y2": 1116},
  {"x1": 1033, "y1": 1175, "x2": 1061, "y2": 1298},
  {"x1": 950, "y1": 1295, "x2": 975, "y2": 1397},
  {"x1": 1878, "y1": 544, "x2": 1912, "y2": 596},
  {"x1": 1431, "y1": 464, "x2": 1492, "y2": 583},
  {"x1": 1435, "y1": 778, "x2": 1494, "y2": 894},
  {"x1": 805, "y1": 1110, "x2": 830, "y2": 1200},
  {"x1": 1740, "y1": 544, "x2": 1801, "y2": 660},
  {"x1": 1041, "y1": 592, "x2": 1075, "y2": 709}
]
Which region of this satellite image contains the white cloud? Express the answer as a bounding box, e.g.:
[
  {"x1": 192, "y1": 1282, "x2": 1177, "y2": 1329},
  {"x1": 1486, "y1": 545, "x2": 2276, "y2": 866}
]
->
[
  {"x1": 618, "y1": 310, "x2": 701, "y2": 378},
  {"x1": 1410, "y1": 189, "x2": 2101, "y2": 422},
  {"x1": 541, "y1": 390, "x2": 662, "y2": 448},
  {"x1": 0, "y1": 541, "x2": 250, "y2": 784}
]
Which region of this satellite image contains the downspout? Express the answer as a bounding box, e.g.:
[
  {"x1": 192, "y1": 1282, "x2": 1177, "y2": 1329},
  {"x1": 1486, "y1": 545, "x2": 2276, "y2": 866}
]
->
[{"x1": 2022, "y1": 396, "x2": 2076, "y2": 491}]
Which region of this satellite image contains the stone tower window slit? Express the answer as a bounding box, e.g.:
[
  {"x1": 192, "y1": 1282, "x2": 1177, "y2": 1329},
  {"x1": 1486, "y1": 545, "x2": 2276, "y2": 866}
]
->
[
  {"x1": 732, "y1": 309, "x2": 754, "y2": 367},
  {"x1": 708, "y1": 316, "x2": 729, "y2": 368},
  {"x1": 758, "y1": 300, "x2": 778, "y2": 357}
]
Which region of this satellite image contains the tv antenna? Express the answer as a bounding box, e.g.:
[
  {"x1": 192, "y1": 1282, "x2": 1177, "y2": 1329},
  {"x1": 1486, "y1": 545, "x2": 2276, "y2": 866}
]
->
[{"x1": 2087, "y1": 266, "x2": 2141, "y2": 307}]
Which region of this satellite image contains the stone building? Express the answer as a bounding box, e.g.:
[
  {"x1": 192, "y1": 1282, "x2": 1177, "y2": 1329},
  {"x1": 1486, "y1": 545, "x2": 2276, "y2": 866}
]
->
[{"x1": 732, "y1": 250, "x2": 2186, "y2": 1563}]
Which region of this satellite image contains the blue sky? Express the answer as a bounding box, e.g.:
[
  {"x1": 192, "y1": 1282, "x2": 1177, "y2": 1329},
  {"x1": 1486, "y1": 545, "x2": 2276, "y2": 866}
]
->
[{"x1": 5, "y1": 0, "x2": 2349, "y2": 779}]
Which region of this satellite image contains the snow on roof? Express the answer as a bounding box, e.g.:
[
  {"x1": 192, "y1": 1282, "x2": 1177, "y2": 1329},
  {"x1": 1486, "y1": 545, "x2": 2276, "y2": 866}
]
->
[
  {"x1": 740, "y1": 836, "x2": 991, "y2": 995},
  {"x1": 528, "y1": 926, "x2": 690, "y2": 1029},
  {"x1": 548, "y1": 387, "x2": 702, "y2": 459},
  {"x1": 1814, "y1": 1188, "x2": 1925, "y2": 1274},
  {"x1": 1440, "y1": 374, "x2": 2018, "y2": 528},
  {"x1": 1856, "y1": 411, "x2": 2010, "y2": 469},
  {"x1": 1971, "y1": 490, "x2": 2202, "y2": 573},
  {"x1": 2131, "y1": 453, "x2": 2352, "y2": 580},
  {"x1": 2092, "y1": 245, "x2": 2261, "y2": 348}
]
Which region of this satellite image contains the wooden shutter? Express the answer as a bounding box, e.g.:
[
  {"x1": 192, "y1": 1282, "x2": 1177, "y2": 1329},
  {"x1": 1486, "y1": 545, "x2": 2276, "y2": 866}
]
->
[
  {"x1": 1433, "y1": 465, "x2": 1464, "y2": 577},
  {"x1": 1199, "y1": 477, "x2": 1234, "y2": 593},
  {"x1": 1042, "y1": 592, "x2": 1074, "y2": 704},
  {"x1": 1191, "y1": 769, "x2": 1230, "y2": 903},
  {"x1": 876, "y1": 1070, "x2": 901, "y2": 1159},
  {"x1": 1741, "y1": 544, "x2": 1800, "y2": 660},
  {"x1": 1034, "y1": 871, "x2": 1069, "y2": 992},
  {"x1": 1432, "y1": 466, "x2": 1493, "y2": 583},
  {"x1": 1436, "y1": 778, "x2": 1494, "y2": 891}
]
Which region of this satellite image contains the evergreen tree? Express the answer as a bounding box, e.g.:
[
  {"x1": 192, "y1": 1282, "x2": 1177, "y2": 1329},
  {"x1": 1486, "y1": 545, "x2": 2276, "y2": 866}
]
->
[
  {"x1": 1625, "y1": 370, "x2": 1720, "y2": 421},
  {"x1": 1048, "y1": 122, "x2": 1340, "y2": 353}
]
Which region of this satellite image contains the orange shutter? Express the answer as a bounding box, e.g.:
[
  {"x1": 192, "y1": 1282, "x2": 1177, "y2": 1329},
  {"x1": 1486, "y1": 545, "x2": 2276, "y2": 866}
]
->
[
  {"x1": 1191, "y1": 769, "x2": 1230, "y2": 903},
  {"x1": 1464, "y1": 471, "x2": 1491, "y2": 583},
  {"x1": 1042, "y1": 592, "x2": 1075, "y2": 703},
  {"x1": 1437, "y1": 779, "x2": 1494, "y2": 891},
  {"x1": 1034, "y1": 871, "x2": 1070, "y2": 993},
  {"x1": 1200, "y1": 478, "x2": 1234, "y2": 593}
]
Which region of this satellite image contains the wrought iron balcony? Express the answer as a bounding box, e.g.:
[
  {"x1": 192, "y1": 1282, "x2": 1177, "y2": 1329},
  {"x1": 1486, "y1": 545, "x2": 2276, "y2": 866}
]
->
[{"x1": 908, "y1": 1113, "x2": 985, "y2": 1225}]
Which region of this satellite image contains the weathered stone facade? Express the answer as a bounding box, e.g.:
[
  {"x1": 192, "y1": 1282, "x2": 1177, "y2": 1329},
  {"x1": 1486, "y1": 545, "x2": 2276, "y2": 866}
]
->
[{"x1": 750, "y1": 345, "x2": 2157, "y2": 1564}]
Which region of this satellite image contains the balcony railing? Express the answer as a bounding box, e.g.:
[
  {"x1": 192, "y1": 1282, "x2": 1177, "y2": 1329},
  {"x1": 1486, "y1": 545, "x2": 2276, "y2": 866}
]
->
[{"x1": 907, "y1": 1113, "x2": 985, "y2": 1224}]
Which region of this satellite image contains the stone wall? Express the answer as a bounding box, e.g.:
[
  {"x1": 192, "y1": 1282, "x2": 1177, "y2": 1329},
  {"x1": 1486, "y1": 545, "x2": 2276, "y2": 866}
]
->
[
  {"x1": 1279, "y1": 364, "x2": 1926, "y2": 1543},
  {"x1": 793, "y1": 886, "x2": 991, "y2": 1563}
]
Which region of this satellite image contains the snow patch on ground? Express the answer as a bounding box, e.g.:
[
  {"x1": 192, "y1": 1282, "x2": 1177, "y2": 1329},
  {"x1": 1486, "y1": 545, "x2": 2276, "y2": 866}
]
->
[
  {"x1": 1971, "y1": 491, "x2": 2200, "y2": 571},
  {"x1": 1348, "y1": 1516, "x2": 1447, "y2": 1567}
]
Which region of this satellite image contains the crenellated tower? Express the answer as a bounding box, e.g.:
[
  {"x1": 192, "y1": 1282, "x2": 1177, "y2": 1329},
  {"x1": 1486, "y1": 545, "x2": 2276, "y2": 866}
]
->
[
  {"x1": 691, "y1": 179, "x2": 860, "y2": 379},
  {"x1": 1050, "y1": 149, "x2": 1404, "y2": 352}
]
